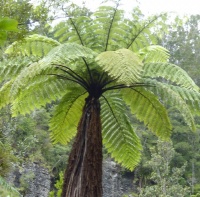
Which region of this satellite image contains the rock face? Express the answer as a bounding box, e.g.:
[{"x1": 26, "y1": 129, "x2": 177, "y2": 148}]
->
[
  {"x1": 22, "y1": 162, "x2": 50, "y2": 197},
  {"x1": 8, "y1": 159, "x2": 134, "y2": 197},
  {"x1": 102, "y1": 158, "x2": 135, "y2": 197},
  {"x1": 8, "y1": 162, "x2": 51, "y2": 197}
]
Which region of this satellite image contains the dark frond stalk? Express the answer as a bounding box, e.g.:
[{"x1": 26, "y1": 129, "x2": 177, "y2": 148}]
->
[
  {"x1": 47, "y1": 74, "x2": 88, "y2": 90},
  {"x1": 62, "y1": 96, "x2": 103, "y2": 197},
  {"x1": 126, "y1": 16, "x2": 159, "y2": 49},
  {"x1": 69, "y1": 17, "x2": 94, "y2": 83},
  {"x1": 104, "y1": 1, "x2": 120, "y2": 51},
  {"x1": 55, "y1": 65, "x2": 89, "y2": 88},
  {"x1": 103, "y1": 83, "x2": 154, "y2": 92}
]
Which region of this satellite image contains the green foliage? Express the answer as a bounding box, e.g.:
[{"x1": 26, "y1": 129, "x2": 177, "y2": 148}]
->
[
  {"x1": 1, "y1": 1, "x2": 199, "y2": 173},
  {"x1": 50, "y1": 88, "x2": 87, "y2": 144},
  {"x1": 0, "y1": 17, "x2": 18, "y2": 45},
  {"x1": 49, "y1": 171, "x2": 64, "y2": 197},
  {"x1": 139, "y1": 140, "x2": 190, "y2": 197},
  {"x1": 96, "y1": 48, "x2": 143, "y2": 85},
  {"x1": 100, "y1": 92, "x2": 142, "y2": 170},
  {"x1": 0, "y1": 176, "x2": 21, "y2": 197},
  {"x1": 122, "y1": 88, "x2": 172, "y2": 139}
]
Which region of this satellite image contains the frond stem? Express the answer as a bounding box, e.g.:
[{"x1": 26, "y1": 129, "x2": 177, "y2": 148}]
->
[
  {"x1": 68, "y1": 17, "x2": 94, "y2": 83},
  {"x1": 126, "y1": 16, "x2": 159, "y2": 49},
  {"x1": 47, "y1": 74, "x2": 88, "y2": 90},
  {"x1": 103, "y1": 83, "x2": 154, "y2": 92},
  {"x1": 102, "y1": 94, "x2": 119, "y2": 124},
  {"x1": 104, "y1": 1, "x2": 120, "y2": 51},
  {"x1": 55, "y1": 64, "x2": 89, "y2": 88}
]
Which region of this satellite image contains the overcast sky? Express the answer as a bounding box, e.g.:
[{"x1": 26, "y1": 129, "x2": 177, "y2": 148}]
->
[{"x1": 73, "y1": 0, "x2": 200, "y2": 16}]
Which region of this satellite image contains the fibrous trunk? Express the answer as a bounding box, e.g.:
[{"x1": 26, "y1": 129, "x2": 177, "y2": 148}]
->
[{"x1": 61, "y1": 96, "x2": 103, "y2": 197}]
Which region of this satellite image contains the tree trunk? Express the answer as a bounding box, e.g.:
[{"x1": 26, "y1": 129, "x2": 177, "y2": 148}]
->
[{"x1": 61, "y1": 96, "x2": 103, "y2": 197}]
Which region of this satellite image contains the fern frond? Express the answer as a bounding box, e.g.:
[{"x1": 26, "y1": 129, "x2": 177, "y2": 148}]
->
[
  {"x1": 0, "y1": 80, "x2": 13, "y2": 109},
  {"x1": 138, "y1": 45, "x2": 170, "y2": 63},
  {"x1": 50, "y1": 88, "x2": 87, "y2": 144},
  {"x1": 54, "y1": 16, "x2": 92, "y2": 46},
  {"x1": 145, "y1": 79, "x2": 196, "y2": 131},
  {"x1": 96, "y1": 48, "x2": 143, "y2": 85},
  {"x1": 170, "y1": 86, "x2": 200, "y2": 114},
  {"x1": 101, "y1": 92, "x2": 142, "y2": 170},
  {"x1": 122, "y1": 87, "x2": 172, "y2": 139},
  {"x1": 9, "y1": 43, "x2": 97, "y2": 98},
  {"x1": 126, "y1": 15, "x2": 162, "y2": 51},
  {"x1": 11, "y1": 76, "x2": 72, "y2": 116},
  {"x1": 5, "y1": 34, "x2": 60, "y2": 57},
  {"x1": 0, "y1": 56, "x2": 38, "y2": 82},
  {"x1": 143, "y1": 63, "x2": 199, "y2": 91}
]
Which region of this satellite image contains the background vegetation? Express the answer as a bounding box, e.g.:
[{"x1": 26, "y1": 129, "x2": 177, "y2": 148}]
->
[{"x1": 1, "y1": 0, "x2": 200, "y2": 196}]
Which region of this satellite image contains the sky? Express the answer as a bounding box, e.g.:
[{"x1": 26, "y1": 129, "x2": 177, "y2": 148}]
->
[{"x1": 73, "y1": 0, "x2": 200, "y2": 16}]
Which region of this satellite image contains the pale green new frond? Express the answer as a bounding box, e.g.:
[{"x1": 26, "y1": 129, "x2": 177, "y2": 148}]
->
[
  {"x1": 145, "y1": 79, "x2": 196, "y2": 131},
  {"x1": 11, "y1": 76, "x2": 70, "y2": 116},
  {"x1": 96, "y1": 48, "x2": 143, "y2": 85},
  {"x1": 138, "y1": 45, "x2": 170, "y2": 63},
  {"x1": 122, "y1": 87, "x2": 172, "y2": 139},
  {"x1": 144, "y1": 63, "x2": 199, "y2": 91},
  {"x1": 100, "y1": 92, "x2": 142, "y2": 170},
  {"x1": 5, "y1": 34, "x2": 60, "y2": 57},
  {"x1": 50, "y1": 88, "x2": 87, "y2": 144}
]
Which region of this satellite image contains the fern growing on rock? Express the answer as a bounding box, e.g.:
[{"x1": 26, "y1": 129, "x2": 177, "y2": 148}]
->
[{"x1": 1, "y1": 1, "x2": 200, "y2": 197}]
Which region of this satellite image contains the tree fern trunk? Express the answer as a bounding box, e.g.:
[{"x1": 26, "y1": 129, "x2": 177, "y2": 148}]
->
[{"x1": 61, "y1": 96, "x2": 103, "y2": 197}]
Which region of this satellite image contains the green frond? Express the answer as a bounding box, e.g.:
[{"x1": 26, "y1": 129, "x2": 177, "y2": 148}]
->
[
  {"x1": 11, "y1": 76, "x2": 71, "y2": 116},
  {"x1": 92, "y1": 5, "x2": 125, "y2": 51},
  {"x1": 0, "y1": 56, "x2": 38, "y2": 82},
  {"x1": 126, "y1": 15, "x2": 162, "y2": 51},
  {"x1": 5, "y1": 34, "x2": 60, "y2": 57},
  {"x1": 96, "y1": 48, "x2": 143, "y2": 85},
  {"x1": 100, "y1": 92, "x2": 142, "y2": 170},
  {"x1": 144, "y1": 63, "x2": 199, "y2": 91},
  {"x1": 42, "y1": 43, "x2": 97, "y2": 65},
  {"x1": 145, "y1": 79, "x2": 196, "y2": 131},
  {"x1": 121, "y1": 87, "x2": 172, "y2": 139},
  {"x1": 0, "y1": 80, "x2": 13, "y2": 109},
  {"x1": 50, "y1": 88, "x2": 87, "y2": 144},
  {"x1": 170, "y1": 86, "x2": 200, "y2": 115},
  {"x1": 138, "y1": 45, "x2": 170, "y2": 63},
  {"x1": 54, "y1": 16, "x2": 92, "y2": 46},
  {"x1": 9, "y1": 43, "x2": 97, "y2": 99}
]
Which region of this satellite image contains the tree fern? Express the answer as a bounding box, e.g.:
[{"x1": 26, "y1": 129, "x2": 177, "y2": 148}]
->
[{"x1": 1, "y1": 2, "x2": 199, "y2": 196}]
